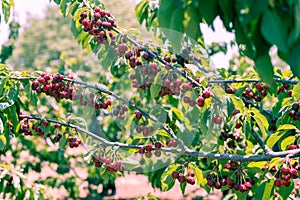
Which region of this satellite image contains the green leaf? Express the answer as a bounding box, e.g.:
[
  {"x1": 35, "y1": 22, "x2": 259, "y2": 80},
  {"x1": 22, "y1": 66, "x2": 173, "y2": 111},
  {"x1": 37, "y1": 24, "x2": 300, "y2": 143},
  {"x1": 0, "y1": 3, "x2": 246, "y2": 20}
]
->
[
  {"x1": 189, "y1": 162, "x2": 204, "y2": 184},
  {"x1": 268, "y1": 157, "x2": 284, "y2": 171},
  {"x1": 135, "y1": 0, "x2": 149, "y2": 24},
  {"x1": 150, "y1": 84, "x2": 161, "y2": 99},
  {"x1": 254, "y1": 54, "x2": 274, "y2": 86},
  {"x1": 247, "y1": 161, "x2": 268, "y2": 169},
  {"x1": 171, "y1": 107, "x2": 184, "y2": 120},
  {"x1": 60, "y1": 0, "x2": 69, "y2": 17},
  {"x1": 254, "y1": 179, "x2": 274, "y2": 200},
  {"x1": 278, "y1": 180, "x2": 294, "y2": 199},
  {"x1": 292, "y1": 83, "x2": 300, "y2": 101},
  {"x1": 266, "y1": 131, "x2": 285, "y2": 148},
  {"x1": 121, "y1": 158, "x2": 139, "y2": 170},
  {"x1": 59, "y1": 135, "x2": 67, "y2": 149},
  {"x1": 183, "y1": 6, "x2": 201, "y2": 40},
  {"x1": 83, "y1": 148, "x2": 97, "y2": 162},
  {"x1": 251, "y1": 108, "x2": 269, "y2": 138},
  {"x1": 161, "y1": 164, "x2": 179, "y2": 191},
  {"x1": 284, "y1": 42, "x2": 300, "y2": 79},
  {"x1": 230, "y1": 95, "x2": 244, "y2": 113},
  {"x1": 261, "y1": 10, "x2": 288, "y2": 53},
  {"x1": 198, "y1": 0, "x2": 218, "y2": 25},
  {"x1": 1, "y1": 0, "x2": 11, "y2": 23},
  {"x1": 0, "y1": 135, "x2": 6, "y2": 150},
  {"x1": 180, "y1": 182, "x2": 187, "y2": 195},
  {"x1": 280, "y1": 135, "x2": 295, "y2": 150},
  {"x1": 53, "y1": 0, "x2": 61, "y2": 4},
  {"x1": 277, "y1": 124, "x2": 297, "y2": 131}
]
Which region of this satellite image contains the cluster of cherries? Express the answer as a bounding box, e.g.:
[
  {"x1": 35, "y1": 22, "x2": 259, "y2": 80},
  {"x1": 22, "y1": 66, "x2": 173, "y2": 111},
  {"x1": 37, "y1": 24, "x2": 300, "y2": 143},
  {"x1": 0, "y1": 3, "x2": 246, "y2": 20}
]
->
[
  {"x1": 166, "y1": 138, "x2": 178, "y2": 148},
  {"x1": 92, "y1": 157, "x2": 125, "y2": 173},
  {"x1": 270, "y1": 165, "x2": 299, "y2": 188},
  {"x1": 172, "y1": 170, "x2": 195, "y2": 185},
  {"x1": 31, "y1": 73, "x2": 75, "y2": 100},
  {"x1": 79, "y1": 7, "x2": 117, "y2": 45},
  {"x1": 219, "y1": 128, "x2": 243, "y2": 149},
  {"x1": 159, "y1": 72, "x2": 183, "y2": 96},
  {"x1": 277, "y1": 83, "x2": 292, "y2": 96},
  {"x1": 224, "y1": 161, "x2": 239, "y2": 171},
  {"x1": 112, "y1": 105, "x2": 129, "y2": 120},
  {"x1": 241, "y1": 83, "x2": 269, "y2": 102},
  {"x1": 138, "y1": 142, "x2": 163, "y2": 158},
  {"x1": 130, "y1": 62, "x2": 161, "y2": 90},
  {"x1": 19, "y1": 116, "x2": 51, "y2": 137},
  {"x1": 32, "y1": 73, "x2": 112, "y2": 110},
  {"x1": 289, "y1": 103, "x2": 300, "y2": 122},
  {"x1": 124, "y1": 48, "x2": 144, "y2": 69},
  {"x1": 114, "y1": 43, "x2": 128, "y2": 57},
  {"x1": 206, "y1": 172, "x2": 254, "y2": 193},
  {"x1": 19, "y1": 116, "x2": 82, "y2": 148},
  {"x1": 136, "y1": 125, "x2": 154, "y2": 136}
]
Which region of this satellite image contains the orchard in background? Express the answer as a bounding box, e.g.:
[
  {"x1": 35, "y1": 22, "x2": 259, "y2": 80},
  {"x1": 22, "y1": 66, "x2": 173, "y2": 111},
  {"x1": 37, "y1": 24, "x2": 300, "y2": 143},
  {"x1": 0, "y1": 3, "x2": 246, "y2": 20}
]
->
[{"x1": 1, "y1": 0, "x2": 300, "y2": 199}]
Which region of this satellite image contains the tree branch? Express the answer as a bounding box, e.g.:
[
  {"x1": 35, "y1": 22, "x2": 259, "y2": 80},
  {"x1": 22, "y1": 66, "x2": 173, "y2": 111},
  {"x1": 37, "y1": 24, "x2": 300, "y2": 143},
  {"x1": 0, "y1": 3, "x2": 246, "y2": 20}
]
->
[{"x1": 19, "y1": 115, "x2": 300, "y2": 162}]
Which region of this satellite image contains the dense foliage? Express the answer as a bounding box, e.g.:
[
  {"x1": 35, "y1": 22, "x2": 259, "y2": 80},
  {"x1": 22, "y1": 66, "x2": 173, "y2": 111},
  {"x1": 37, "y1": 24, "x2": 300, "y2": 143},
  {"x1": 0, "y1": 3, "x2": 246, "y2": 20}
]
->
[{"x1": 1, "y1": 0, "x2": 300, "y2": 199}]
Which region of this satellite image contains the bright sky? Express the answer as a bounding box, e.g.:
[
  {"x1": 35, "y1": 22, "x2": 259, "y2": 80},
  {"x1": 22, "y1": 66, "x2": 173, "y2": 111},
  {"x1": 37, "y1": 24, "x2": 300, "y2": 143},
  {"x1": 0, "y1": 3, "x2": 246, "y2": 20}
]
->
[
  {"x1": 0, "y1": 0, "x2": 51, "y2": 45},
  {"x1": 0, "y1": 0, "x2": 235, "y2": 68}
]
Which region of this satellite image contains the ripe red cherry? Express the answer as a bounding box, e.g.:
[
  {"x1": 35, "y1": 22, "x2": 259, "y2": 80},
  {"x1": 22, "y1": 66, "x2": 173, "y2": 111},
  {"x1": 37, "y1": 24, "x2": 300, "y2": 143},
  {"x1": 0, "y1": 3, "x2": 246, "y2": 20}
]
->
[
  {"x1": 172, "y1": 171, "x2": 179, "y2": 179},
  {"x1": 264, "y1": 84, "x2": 270, "y2": 90},
  {"x1": 203, "y1": 91, "x2": 211, "y2": 99},
  {"x1": 138, "y1": 147, "x2": 145, "y2": 154},
  {"x1": 282, "y1": 167, "x2": 291, "y2": 175},
  {"x1": 154, "y1": 150, "x2": 161, "y2": 157},
  {"x1": 291, "y1": 169, "x2": 298, "y2": 179},
  {"x1": 213, "y1": 116, "x2": 222, "y2": 124},
  {"x1": 31, "y1": 81, "x2": 40, "y2": 90},
  {"x1": 235, "y1": 121, "x2": 242, "y2": 129},
  {"x1": 54, "y1": 123, "x2": 60, "y2": 128},
  {"x1": 145, "y1": 144, "x2": 153, "y2": 152},
  {"x1": 187, "y1": 177, "x2": 195, "y2": 185},
  {"x1": 207, "y1": 180, "x2": 215, "y2": 187},
  {"x1": 178, "y1": 174, "x2": 186, "y2": 183},
  {"x1": 214, "y1": 181, "x2": 222, "y2": 189},
  {"x1": 275, "y1": 179, "x2": 281, "y2": 187},
  {"x1": 183, "y1": 96, "x2": 190, "y2": 103},
  {"x1": 145, "y1": 151, "x2": 152, "y2": 158},
  {"x1": 135, "y1": 111, "x2": 143, "y2": 119},
  {"x1": 255, "y1": 83, "x2": 263, "y2": 92},
  {"x1": 175, "y1": 79, "x2": 182, "y2": 86},
  {"x1": 164, "y1": 56, "x2": 171, "y2": 63},
  {"x1": 288, "y1": 145, "x2": 298, "y2": 150},
  {"x1": 154, "y1": 142, "x2": 162, "y2": 149},
  {"x1": 188, "y1": 170, "x2": 195, "y2": 177},
  {"x1": 197, "y1": 97, "x2": 205, "y2": 107},
  {"x1": 282, "y1": 180, "x2": 291, "y2": 187},
  {"x1": 238, "y1": 184, "x2": 246, "y2": 192},
  {"x1": 106, "y1": 100, "x2": 112, "y2": 106},
  {"x1": 43, "y1": 121, "x2": 49, "y2": 126},
  {"x1": 226, "y1": 178, "x2": 234, "y2": 187},
  {"x1": 244, "y1": 182, "x2": 252, "y2": 190}
]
